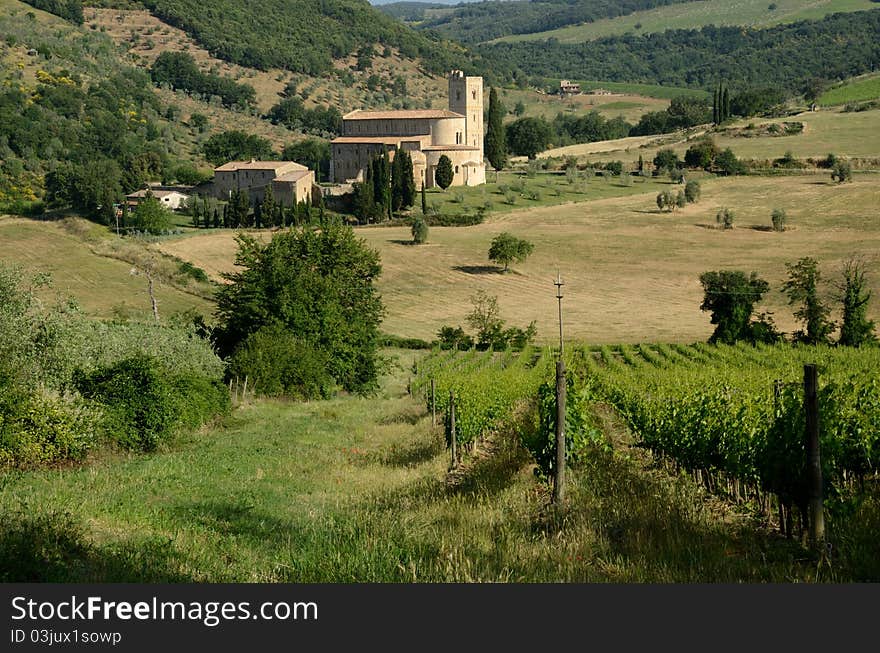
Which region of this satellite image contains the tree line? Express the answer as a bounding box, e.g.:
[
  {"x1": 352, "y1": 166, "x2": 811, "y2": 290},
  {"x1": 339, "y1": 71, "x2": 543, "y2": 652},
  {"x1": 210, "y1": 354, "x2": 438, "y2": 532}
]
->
[
  {"x1": 150, "y1": 52, "x2": 257, "y2": 110},
  {"x1": 700, "y1": 259, "x2": 876, "y2": 348},
  {"x1": 479, "y1": 11, "x2": 880, "y2": 93}
]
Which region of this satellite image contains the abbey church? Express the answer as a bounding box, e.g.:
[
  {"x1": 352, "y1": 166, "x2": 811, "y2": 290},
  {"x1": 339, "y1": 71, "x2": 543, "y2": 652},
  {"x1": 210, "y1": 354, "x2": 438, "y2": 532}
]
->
[{"x1": 331, "y1": 71, "x2": 486, "y2": 188}]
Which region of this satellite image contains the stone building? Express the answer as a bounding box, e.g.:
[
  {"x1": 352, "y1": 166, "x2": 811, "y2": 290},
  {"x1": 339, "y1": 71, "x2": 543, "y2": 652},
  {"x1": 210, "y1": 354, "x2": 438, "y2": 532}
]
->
[
  {"x1": 331, "y1": 71, "x2": 486, "y2": 188},
  {"x1": 212, "y1": 160, "x2": 315, "y2": 206}
]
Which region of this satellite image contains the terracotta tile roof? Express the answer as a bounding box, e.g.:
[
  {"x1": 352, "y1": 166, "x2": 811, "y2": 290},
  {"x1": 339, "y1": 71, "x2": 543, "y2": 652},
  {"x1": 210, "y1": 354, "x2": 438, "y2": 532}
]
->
[
  {"x1": 331, "y1": 136, "x2": 420, "y2": 144},
  {"x1": 215, "y1": 160, "x2": 306, "y2": 172},
  {"x1": 273, "y1": 170, "x2": 313, "y2": 182},
  {"x1": 126, "y1": 189, "x2": 188, "y2": 199},
  {"x1": 422, "y1": 145, "x2": 481, "y2": 151},
  {"x1": 343, "y1": 109, "x2": 463, "y2": 121}
]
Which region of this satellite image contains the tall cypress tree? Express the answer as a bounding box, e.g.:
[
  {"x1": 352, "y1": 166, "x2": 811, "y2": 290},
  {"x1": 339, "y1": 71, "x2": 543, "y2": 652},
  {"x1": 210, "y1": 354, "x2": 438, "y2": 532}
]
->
[
  {"x1": 391, "y1": 149, "x2": 404, "y2": 213},
  {"x1": 713, "y1": 86, "x2": 719, "y2": 125},
  {"x1": 401, "y1": 150, "x2": 416, "y2": 209},
  {"x1": 723, "y1": 86, "x2": 731, "y2": 122},
  {"x1": 485, "y1": 87, "x2": 507, "y2": 180},
  {"x1": 421, "y1": 182, "x2": 427, "y2": 215}
]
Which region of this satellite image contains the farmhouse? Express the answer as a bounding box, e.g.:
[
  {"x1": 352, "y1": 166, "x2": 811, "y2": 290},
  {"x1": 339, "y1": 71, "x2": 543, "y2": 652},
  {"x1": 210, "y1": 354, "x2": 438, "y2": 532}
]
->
[
  {"x1": 212, "y1": 160, "x2": 316, "y2": 205},
  {"x1": 560, "y1": 79, "x2": 581, "y2": 95},
  {"x1": 125, "y1": 188, "x2": 190, "y2": 210},
  {"x1": 331, "y1": 71, "x2": 486, "y2": 188}
]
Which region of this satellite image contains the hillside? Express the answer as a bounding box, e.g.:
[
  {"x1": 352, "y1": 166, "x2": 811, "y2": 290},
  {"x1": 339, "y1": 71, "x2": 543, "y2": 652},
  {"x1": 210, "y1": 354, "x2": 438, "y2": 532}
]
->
[
  {"x1": 415, "y1": 0, "x2": 701, "y2": 44},
  {"x1": 88, "y1": 0, "x2": 481, "y2": 78},
  {"x1": 480, "y1": 10, "x2": 880, "y2": 91},
  {"x1": 492, "y1": 0, "x2": 878, "y2": 44}
]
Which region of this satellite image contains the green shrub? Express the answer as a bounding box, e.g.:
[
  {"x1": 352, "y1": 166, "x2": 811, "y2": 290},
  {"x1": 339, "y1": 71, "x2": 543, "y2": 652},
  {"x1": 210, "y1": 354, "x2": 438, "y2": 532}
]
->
[
  {"x1": 228, "y1": 324, "x2": 335, "y2": 399},
  {"x1": 169, "y1": 374, "x2": 230, "y2": 430},
  {"x1": 74, "y1": 355, "x2": 178, "y2": 452},
  {"x1": 771, "y1": 208, "x2": 787, "y2": 232},
  {"x1": 0, "y1": 390, "x2": 98, "y2": 468}
]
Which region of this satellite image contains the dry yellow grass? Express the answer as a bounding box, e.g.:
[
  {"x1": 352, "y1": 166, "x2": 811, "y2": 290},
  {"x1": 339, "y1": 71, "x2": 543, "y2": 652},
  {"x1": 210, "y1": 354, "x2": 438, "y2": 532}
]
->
[
  {"x1": 158, "y1": 174, "x2": 880, "y2": 344},
  {"x1": 0, "y1": 218, "x2": 212, "y2": 319}
]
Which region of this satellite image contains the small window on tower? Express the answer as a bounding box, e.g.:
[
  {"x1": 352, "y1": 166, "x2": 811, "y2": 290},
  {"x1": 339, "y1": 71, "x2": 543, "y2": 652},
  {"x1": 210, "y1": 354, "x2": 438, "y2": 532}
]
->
[
  {"x1": 456, "y1": 90, "x2": 461, "y2": 101},
  {"x1": 472, "y1": 90, "x2": 477, "y2": 100}
]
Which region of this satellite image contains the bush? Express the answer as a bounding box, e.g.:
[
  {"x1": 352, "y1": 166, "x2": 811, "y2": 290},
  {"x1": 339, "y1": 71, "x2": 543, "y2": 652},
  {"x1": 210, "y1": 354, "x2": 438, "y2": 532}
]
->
[
  {"x1": 73, "y1": 355, "x2": 179, "y2": 452},
  {"x1": 831, "y1": 159, "x2": 853, "y2": 183},
  {"x1": 0, "y1": 390, "x2": 98, "y2": 469},
  {"x1": 771, "y1": 208, "x2": 787, "y2": 232},
  {"x1": 411, "y1": 216, "x2": 428, "y2": 244},
  {"x1": 227, "y1": 324, "x2": 334, "y2": 400},
  {"x1": 684, "y1": 180, "x2": 701, "y2": 203},
  {"x1": 716, "y1": 208, "x2": 735, "y2": 229}
]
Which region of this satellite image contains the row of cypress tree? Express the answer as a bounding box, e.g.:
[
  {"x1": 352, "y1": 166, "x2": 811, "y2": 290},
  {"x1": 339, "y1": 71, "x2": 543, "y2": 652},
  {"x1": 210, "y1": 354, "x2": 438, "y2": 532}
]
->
[{"x1": 355, "y1": 149, "x2": 417, "y2": 222}]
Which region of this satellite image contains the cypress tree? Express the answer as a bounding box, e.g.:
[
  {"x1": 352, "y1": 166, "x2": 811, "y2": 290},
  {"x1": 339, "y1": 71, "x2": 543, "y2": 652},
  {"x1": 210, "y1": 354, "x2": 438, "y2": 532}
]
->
[
  {"x1": 485, "y1": 87, "x2": 507, "y2": 180},
  {"x1": 391, "y1": 149, "x2": 404, "y2": 213},
  {"x1": 261, "y1": 185, "x2": 276, "y2": 228},
  {"x1": 401, "y1": 150, "x2": 416, "y2": 209},
  {"x1": 723, "y1": 86, "x2": 731, "y2": 122},
  {"x1": 421, "y1": 182, "x2": 427, "y2": 215},
  {"x1": 212, "y1": 207, "x2": 220, "y2": 228},
  {"x1": 713, "y1": 86, "x2": 719, "y2": 125},
  {"x1": 222, "y1": 203, "x2": 229, "y2": 228}
]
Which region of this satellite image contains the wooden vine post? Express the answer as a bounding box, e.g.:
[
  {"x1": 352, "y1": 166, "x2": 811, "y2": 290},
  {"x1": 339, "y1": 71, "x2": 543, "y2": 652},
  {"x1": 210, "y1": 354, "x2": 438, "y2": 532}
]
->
[
  {"x1": 804, "y1": 363, "x2": 825, "y2": 549},
  {"x1": 553, "y1": 272, "x2": 566, "y2": 505},
  {"x1": 449, "y1": 389, "x2": 457, "y2": 469},
  {"x1": 431, "y1": 378, "x2": 437, "y2": 427}
]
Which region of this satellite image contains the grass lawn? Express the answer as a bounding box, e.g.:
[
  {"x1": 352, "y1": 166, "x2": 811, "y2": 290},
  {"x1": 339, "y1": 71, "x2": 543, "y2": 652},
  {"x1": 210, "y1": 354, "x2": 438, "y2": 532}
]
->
[
  {"x1": 158, "y1": 174, "x2": 880, "y2": 344},
  {"x1": 819, "y1": 73, "x2": 880, "y2": 107},
  {"x1": 491, "y1": 0, "x2": 878, "y2": 44},
  {"x1": 541, "y1": 107, "x2": 880, "y2": 167},
  {"x1": 0, "y1": 217, "x2": 213, "y2": 320},
  {"x1": 0, "y1": 349, "x2": 854, "y2": 583}
]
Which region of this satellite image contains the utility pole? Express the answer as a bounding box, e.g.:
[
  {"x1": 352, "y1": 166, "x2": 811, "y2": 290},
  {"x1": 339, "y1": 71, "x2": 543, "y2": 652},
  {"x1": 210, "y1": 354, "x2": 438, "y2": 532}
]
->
[{"x1": 553, "y1": 271, "x2": 566, "y2": 505}]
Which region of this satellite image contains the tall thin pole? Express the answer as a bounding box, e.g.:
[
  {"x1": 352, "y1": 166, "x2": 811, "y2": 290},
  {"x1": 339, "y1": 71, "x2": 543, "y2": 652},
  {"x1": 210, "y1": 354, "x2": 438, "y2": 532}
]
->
[
  {"x1": 554, "y1": 271, "x2": 565, "y2": 356},
  {"x1": 553, "y1": 272, "x2": 566, "y2": 504},
  {"x1": 804, "y1": 364, "x2": 824, "y2": 549}
]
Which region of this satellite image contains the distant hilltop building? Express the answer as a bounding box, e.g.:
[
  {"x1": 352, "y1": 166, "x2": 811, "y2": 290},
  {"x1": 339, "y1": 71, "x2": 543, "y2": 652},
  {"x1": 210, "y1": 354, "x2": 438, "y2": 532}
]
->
[
  {"x1": 560, "y1": 79, "x2": 581, "y2": 95},
  {"x1": 331, "y1": 71, "x2": 486, "y2": 188},
  {"x1": 211, "y1": 160, "x2": 316, "y2": 206}
]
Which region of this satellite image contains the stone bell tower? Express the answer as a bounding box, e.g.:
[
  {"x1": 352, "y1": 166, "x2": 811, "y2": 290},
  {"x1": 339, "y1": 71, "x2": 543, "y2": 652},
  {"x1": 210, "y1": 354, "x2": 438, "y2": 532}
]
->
[{"x1": 448, "y1": 70, "x2": 484, "y2": 159}]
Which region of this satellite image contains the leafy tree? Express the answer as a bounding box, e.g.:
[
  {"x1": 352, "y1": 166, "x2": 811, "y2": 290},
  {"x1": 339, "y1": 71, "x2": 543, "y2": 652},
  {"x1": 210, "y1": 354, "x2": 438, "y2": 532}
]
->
[
  {"x1": 466, "y1": 290, "x2": 505, "y2": 349},
  {"x1": 506, "y1": 117, "x2": 552, "y2": 159},
  {"x1": 189, "y1": 113, "x2": 209, "y2": 132},
  {"x1": 675, "y1": 190, "x2": 686, "y2": 210},
  {"x1": 715, "y1": 148, "x2": 745, "y2": 175},
  {"x1": 267, "y1": 98, "x2": 342, "y2": 136},
  {"x1": 131, "y1": 192, "x2": 172, "y2": 234},
  {"x1": 831, "y1": 159, "x2": 853, "y2": 183},
  {"x1": 653, "y1": 149, "x2": 680, "y2": 174},
  {"x1": 485, "y1": 87, "x2": 508, "y2": 177},
  {"x1": 203, "y1": 131, "x2": 273, "y2": 167},
  {"x1": 282, "y1": 139, "x2": 331, "y2": 182},
  {"x1": 716, "y1": 207, "x2": 734, "y2": 229},
  {"x1": 488, "y1": 232, "x2": 534, "y2": 271},
  {"x1": 214, "y1": 226, "x2": 384, "y2": 393},
  {"x1": 684, "y1": 179, "x2": 701, "y2": 203},
  {"x1": 837, "y1": 258, "x2": 877, "y2": 347},
  {"x1": 684, "y1": 140, "x2": 718, "y2": 170},
  {"x1": 435, "y1": 155, "x2": 454, "y2": 190},
  {"x1": 436, "y1": 325, "x2": 474, "y2": 351},
  {"x1": 699, "y1": 270, "x2": 770, "y2": 344},
  {"x1": 150, "y1": 52, "x2": 255, "y2": 109},
  {"x1": 783, "y1": 257, "x2": 835, "y2": 345},
  {"x1": 514, "y1": 101, "x2": 526, "y2": 116},
  {"x1": 411, "y1": 216, "x2": 428, "y2": 244},
  {"x1": 771, "y1": 208, "x2": 786, "y2": 232}
]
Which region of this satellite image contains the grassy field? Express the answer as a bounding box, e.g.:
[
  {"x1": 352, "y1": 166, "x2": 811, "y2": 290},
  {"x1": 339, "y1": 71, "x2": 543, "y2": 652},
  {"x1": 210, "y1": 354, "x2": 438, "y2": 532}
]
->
[
  {"x1": 492, "y1": 0, "x2": 878, "y2": 44},
  {"x1": 819, "y1": 73, "x2": 880, "y2": 106},
  {"x1": 497, "y1": 87, "x2": 672, "y2": 124},
  {"x1": 0, "y1": 217, "x2": 212, "y2": 320},
  {"x1": 539, "y1": 107, "x2": 880, "y2": 166},
  {"x1": 2, "y1": 348, "x2": 858, "y2": 583},
  {"x1": 158, "y1": 174, "x2": 880, "y2": 344}
]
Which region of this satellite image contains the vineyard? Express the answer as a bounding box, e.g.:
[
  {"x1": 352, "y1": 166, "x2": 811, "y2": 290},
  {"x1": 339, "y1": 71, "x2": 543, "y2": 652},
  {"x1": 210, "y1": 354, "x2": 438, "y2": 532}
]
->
[{"x1": 413, "y1": 342, "x2": 880, "y2": 540}]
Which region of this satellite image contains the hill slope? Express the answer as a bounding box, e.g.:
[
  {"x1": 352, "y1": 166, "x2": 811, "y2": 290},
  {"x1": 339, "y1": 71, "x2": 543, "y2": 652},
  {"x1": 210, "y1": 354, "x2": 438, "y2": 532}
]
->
[
  {"x1": 492, "y1": 0, "x2": 878, "y2": 44},
  {"x1": 108, "y1": 0, "x2": 479, "y2": 76},
  {"x1": 480, "y1": 10, "x2": 880, "y2": 91}
]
